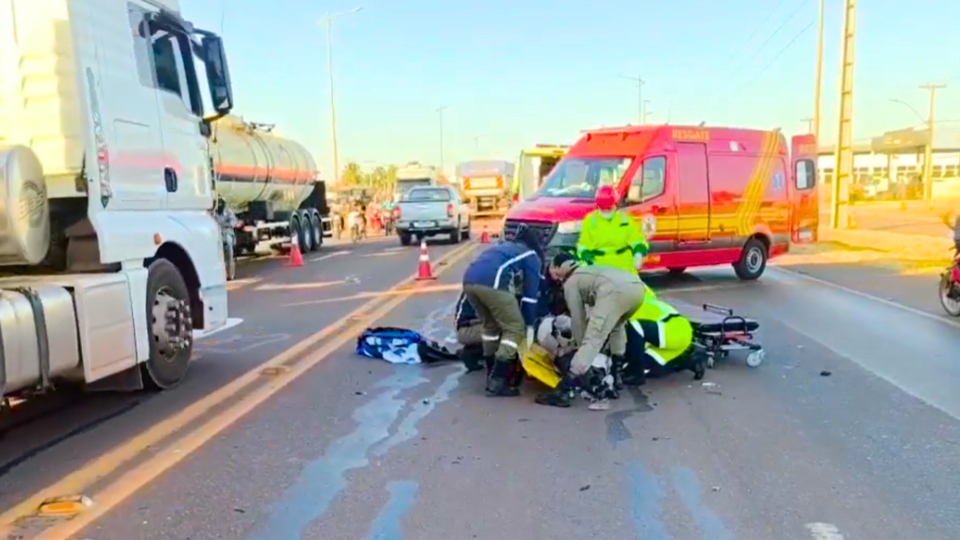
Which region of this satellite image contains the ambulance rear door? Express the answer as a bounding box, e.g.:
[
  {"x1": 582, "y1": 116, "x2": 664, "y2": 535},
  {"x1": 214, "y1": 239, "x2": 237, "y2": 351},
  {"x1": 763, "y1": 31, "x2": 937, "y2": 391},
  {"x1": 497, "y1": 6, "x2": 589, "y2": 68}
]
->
[{"x1": 789, "y1": 134, "x2": 819, "y2": 243}]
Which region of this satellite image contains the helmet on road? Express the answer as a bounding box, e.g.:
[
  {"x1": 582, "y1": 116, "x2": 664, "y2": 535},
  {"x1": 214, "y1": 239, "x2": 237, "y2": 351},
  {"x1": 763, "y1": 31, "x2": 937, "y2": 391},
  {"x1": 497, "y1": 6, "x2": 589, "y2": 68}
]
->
[{"x1": 595, "y1": 185, "x2": 617, "y2": 211}]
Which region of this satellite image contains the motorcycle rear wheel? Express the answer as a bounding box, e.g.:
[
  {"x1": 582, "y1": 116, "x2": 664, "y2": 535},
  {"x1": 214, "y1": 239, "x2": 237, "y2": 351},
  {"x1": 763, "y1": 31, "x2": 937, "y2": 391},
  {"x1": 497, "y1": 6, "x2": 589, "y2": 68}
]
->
[{"x1": 938, "y1": 272, "x2": 960, "y2": 317}]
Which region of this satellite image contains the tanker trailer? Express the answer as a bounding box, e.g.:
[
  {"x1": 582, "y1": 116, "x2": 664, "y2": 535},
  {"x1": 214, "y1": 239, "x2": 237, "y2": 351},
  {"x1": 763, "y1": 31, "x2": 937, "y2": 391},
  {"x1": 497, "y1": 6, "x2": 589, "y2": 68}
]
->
[{"x1": 210, "y1": 116, "x2": 331, "y2": 256}]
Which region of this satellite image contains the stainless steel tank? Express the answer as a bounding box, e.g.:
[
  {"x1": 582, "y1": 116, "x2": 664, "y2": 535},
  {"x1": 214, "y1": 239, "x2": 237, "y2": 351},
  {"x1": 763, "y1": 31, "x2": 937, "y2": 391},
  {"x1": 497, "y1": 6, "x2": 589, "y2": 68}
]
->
[{"x1": 210, "y1": 115, "x2": 319, "y2": 213}]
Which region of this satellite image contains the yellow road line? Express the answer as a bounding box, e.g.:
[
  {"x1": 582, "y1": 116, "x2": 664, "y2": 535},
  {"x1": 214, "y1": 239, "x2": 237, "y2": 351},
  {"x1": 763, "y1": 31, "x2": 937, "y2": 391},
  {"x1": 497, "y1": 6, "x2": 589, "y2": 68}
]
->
[{"x1": 0, "y1": 241, "x2": 477, "y2": 538}]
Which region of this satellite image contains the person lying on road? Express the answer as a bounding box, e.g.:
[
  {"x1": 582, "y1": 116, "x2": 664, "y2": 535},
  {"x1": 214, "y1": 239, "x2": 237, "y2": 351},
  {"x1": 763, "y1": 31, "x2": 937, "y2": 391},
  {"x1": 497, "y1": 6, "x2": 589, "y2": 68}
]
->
[
  {"x1": 535, "y1": 253, "x2": 645, "y2": 408},
  {"x1": 461, "y1": 226, "x2": 543, "y2": 397}
]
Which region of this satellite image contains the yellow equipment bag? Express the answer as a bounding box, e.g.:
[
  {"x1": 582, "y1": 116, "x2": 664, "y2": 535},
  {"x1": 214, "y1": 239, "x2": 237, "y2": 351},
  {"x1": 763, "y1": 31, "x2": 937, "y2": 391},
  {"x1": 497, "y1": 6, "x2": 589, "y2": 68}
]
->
[{"x1": 520, "y1": 343, "x2": 561, "y2": 388}]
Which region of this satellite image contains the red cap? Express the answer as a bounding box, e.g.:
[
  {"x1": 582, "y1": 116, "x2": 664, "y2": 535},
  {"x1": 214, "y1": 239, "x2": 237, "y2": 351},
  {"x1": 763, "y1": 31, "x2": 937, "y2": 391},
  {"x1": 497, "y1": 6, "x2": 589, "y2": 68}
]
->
[{"x1": 595, "y1": 185, "x2": 617, "y2": 211}]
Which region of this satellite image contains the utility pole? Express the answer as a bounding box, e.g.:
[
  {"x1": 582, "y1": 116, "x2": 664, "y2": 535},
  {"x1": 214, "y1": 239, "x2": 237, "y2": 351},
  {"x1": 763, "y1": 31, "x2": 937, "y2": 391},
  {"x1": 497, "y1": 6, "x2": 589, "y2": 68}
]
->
[
  {"x1": 643, "y1": 100, "x2": 652, "y2": 124},
  {"x1": 436, "y1": 106, "x2": 449, "y2": 173},
  {"x1": 919, "y1": 83, "x2": 946, "y2": 202},
  {"x1": 320, "y1": 7, "x2": 362, "y2": 184},
  {"x1": 620, "y1": 74, "x2": 644, "y2": 124},
  {"x1": 801, "y1": 117, "x2": 814, "y2": 132},
  {"x1": 813, "y1": 0, "x2": 825, "y2": 142},
  {"x1": 830, "y1": 0, "x2": 856, "y2": 230}
]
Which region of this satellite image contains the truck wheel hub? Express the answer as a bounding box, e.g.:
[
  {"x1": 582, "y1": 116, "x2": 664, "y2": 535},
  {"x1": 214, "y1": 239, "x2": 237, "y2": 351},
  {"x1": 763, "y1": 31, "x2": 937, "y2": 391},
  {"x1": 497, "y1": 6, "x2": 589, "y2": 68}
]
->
[{"x1": 152, "y1": 290, "x2": 192, "y2": 358}]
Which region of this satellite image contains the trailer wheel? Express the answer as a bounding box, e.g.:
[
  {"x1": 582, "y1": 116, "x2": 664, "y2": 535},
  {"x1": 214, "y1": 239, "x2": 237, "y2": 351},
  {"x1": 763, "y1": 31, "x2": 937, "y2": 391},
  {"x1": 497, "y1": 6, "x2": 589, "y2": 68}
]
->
[
  {"x1": 309, "y1": 212, "x2": 323, "y2": 250},
  {"x1": 143, "y1": 259, "x2": 193, "y2": 390},
  {"x1": 297, "y1": 217, "x2": 310, "y2": 254}
]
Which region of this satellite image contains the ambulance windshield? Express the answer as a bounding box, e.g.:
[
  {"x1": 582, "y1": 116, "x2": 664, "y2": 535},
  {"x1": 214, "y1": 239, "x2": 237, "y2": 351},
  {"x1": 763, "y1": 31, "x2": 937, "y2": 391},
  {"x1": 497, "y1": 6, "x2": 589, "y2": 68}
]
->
[{"x1": 535, "y1": 157, "x2": 632, "y2": 198}]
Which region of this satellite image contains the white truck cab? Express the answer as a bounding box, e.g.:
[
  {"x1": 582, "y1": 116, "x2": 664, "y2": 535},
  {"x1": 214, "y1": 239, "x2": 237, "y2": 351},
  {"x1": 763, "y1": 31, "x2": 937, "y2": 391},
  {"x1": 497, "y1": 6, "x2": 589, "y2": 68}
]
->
[{"x1": 0, "y1": 0, "x2": 236, "y2": 400}]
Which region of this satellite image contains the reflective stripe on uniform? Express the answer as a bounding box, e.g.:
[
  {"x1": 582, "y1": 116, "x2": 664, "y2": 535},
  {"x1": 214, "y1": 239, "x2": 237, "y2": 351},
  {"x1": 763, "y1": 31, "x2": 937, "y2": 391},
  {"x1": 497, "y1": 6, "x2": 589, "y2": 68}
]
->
[
  {"x1": 493, "y1": 250, "x2": 538, "y2": 289},
  {"x1": 499, "y1": 339, "x2": 518, "y2": 349},
  {"x1": 482, "y1": 334, "x2": 500, "y2": 342},
  {"x1": 521, "y1": 297, "x2": 537, "y2": 304},
  {"x1": 645, "y1": 347, "x2": 668, "y2": 366}
]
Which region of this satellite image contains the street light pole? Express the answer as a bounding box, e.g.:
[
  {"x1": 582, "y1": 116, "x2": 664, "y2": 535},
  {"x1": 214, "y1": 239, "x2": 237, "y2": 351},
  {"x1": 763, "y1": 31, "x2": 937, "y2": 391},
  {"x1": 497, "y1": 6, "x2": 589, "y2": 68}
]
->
[
  {"x1": 320, "y1": 7, "x2": 362, "y2": 185},
  {"x1": 813, "y1": 0, "x2": 825, "y2": 141},
  {"x1": 920, "y1": 83, "x2": 946, "y2": 202},
  {"x1": 619, "y1": 75, "x2": 644, "y2": 124},
  {"x1": 830, "y1": 0, "x2": 856, "y2": 230},
  {"x1": 436, "y1": 106, "x2": 449, "y2": 172}
]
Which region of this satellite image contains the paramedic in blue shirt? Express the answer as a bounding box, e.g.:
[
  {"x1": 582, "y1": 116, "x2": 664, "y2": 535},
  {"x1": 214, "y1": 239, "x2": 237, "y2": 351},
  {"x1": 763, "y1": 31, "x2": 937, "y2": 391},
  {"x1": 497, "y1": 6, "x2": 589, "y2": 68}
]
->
[{"x1": 462, "y1": 227, "x2": 543, "y2": 397}]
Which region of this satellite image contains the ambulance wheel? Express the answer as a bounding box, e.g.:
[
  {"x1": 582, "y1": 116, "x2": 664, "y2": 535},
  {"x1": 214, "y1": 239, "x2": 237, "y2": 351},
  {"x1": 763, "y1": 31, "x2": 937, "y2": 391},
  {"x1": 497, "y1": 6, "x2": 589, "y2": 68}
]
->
[
  {"x1": 143, "y1": 259, "x2": 193, "y2": 390},
  {"x1": 746, "y1": 350, "x2": 765, "y2": 368},
  {"x1": 733, "y1": 238, "x2": 768, "y2": 280},
  {"x1": 667, "y1": 267, "x2": 686, "y2": 275}
]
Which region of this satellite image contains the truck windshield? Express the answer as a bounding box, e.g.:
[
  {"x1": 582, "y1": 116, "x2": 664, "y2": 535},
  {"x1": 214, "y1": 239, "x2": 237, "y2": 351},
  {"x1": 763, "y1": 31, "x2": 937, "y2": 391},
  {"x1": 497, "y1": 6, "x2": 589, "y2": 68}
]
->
[
  {"x1": 398, "y1": 179, "x2": 432, "y2": 192},
  {"x1": 536, "y1": 157, "x2": 632, "y2": 198},
  {"x1": 406, "y1": 188, "x2": 450, "y2": 202}
]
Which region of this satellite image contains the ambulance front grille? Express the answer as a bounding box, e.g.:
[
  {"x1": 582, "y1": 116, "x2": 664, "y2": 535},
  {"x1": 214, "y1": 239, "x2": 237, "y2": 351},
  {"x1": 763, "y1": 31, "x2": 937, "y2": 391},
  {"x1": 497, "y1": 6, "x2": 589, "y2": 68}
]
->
[{"x1": 502, "y1": 220, "x2": 557, "y2": 246}]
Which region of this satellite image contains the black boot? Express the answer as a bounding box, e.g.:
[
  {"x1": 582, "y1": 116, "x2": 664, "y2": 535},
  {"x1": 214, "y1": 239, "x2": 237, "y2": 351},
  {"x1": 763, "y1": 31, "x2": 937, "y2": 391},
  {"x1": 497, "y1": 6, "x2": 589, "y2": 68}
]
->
[
  {"x1": 611, "y1": 356, "x2": 626, "y2": 392},
  {"x1": 535, "y1": 376, "x2": 576, "y2": 408},
  {"x1": 485, "y1": 360, "x2": 521, "y2": 397},
  {"x1": 461, "y1": 345, "x2": 485, "y2": 373},
  {"x1": 621, "y1": 360, "x2": 647, "y2": 387}
]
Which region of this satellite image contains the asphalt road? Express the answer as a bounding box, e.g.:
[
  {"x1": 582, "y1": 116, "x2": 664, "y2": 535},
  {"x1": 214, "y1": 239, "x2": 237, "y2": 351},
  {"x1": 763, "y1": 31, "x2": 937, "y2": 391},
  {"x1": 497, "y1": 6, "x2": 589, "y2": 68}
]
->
[{"x1": 2, "y1": 239, "x2": 959, "y2": 540}]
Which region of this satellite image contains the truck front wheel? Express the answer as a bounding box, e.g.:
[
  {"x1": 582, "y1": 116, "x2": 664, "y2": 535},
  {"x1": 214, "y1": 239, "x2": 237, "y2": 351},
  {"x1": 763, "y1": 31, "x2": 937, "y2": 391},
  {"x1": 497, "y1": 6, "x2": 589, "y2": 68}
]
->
[{"x1": 143, "y1": 259, "x2": 194, "y2": 390}]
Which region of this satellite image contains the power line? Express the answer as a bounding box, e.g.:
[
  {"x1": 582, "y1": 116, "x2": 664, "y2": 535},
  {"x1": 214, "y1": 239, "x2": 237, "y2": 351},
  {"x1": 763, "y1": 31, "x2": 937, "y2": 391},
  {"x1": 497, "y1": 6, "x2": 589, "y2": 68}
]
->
[
  {"x1": 726, "y1": 0, "x2": 792, "y2": 62},
  {"x1": 728, "y1": 0, "x2": 810, "y2": 80},
  {"x1": 718, "y1": 19, "x2": 815, "y2": 103}
]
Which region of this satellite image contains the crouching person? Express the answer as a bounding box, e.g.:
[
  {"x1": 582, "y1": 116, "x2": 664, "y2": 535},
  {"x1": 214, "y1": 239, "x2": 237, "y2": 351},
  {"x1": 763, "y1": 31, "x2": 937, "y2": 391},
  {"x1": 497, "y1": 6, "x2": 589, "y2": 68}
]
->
[
  {"x1": 461, "y1": 227, "x2": 543, "y2": 397},
  {"x1": 454, "y1": 292, "x2": 487, "y2": 372},
  {"x1": 536, "y1": 253, "x2": 645, "y2": 407},
  {"x1": 622, "y1": 288, "x2": 700, "y2": 386}
]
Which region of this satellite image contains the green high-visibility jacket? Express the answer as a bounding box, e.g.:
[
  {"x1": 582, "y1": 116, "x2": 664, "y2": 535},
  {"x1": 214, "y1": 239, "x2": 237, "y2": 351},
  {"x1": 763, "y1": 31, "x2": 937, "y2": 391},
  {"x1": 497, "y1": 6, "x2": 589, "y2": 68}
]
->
[{"x1": 576, "y1": 210, "x2": 649, "y2": 273}]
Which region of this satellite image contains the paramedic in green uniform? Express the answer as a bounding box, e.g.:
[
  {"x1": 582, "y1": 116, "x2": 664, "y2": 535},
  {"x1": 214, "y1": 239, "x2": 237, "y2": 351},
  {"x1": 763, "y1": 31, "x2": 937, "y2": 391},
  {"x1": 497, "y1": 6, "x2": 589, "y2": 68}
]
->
[
  {"x1": 576, "y1": 184, "x2": 649, "y2": 273},
  {"x1": 621, "y1": 287, "x2": 700, "y2": 386}
]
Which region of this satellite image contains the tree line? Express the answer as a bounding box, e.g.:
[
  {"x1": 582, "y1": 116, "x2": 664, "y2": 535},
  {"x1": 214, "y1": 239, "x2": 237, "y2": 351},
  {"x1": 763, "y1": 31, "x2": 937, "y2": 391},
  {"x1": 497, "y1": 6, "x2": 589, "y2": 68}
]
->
[{"x1": 336, "y1": 161, "x2": 399, "y2": 195}]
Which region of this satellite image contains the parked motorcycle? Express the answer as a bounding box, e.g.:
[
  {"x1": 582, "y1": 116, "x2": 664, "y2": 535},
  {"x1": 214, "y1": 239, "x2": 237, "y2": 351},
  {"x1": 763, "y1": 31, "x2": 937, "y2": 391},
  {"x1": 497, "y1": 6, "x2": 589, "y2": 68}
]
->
[{"x1": 939, "y1": 253, "x2": 960, "y2": 317}]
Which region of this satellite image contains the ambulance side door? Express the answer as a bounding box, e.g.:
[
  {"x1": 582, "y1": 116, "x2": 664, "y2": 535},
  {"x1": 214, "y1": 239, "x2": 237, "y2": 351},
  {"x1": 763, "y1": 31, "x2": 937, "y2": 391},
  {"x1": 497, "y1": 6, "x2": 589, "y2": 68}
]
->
[{"x1": 623, "y1": 154, "x2": 677, "y2": 254}]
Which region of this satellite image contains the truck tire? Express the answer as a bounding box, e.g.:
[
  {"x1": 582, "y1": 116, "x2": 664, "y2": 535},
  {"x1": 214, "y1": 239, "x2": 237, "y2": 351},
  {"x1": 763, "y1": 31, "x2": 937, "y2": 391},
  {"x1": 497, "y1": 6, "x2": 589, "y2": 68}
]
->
[
  {"x1": 309, "y1": 211, "x2": 323, "y2": 250},
  {"x1": 143, "y1": 258, "x2": 193, "y2": 390},
  {"x1": 449, "y1": 222, "x2": 462, "y2": 244},
  {"x1": 400, "y1": 233, "x2": 412, "y2": 246},
  {"x1": 733, "y1": 238, "x2": 768, "y2": 280}
]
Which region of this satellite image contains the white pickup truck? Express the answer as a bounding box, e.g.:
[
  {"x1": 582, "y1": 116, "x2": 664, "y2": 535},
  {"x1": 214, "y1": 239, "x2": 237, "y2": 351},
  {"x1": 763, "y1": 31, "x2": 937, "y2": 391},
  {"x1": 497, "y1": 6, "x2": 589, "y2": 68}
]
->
[{"x1": 394, "y1": 186, "x2": 471, "y2": 246}]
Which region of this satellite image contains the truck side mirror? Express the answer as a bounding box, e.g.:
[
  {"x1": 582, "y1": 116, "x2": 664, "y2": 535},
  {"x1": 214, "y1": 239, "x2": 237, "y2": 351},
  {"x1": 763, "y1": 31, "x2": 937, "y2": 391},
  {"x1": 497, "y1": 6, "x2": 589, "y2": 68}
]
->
[{"x1": 201, "y1": 36, "x2": 233, "y2": 115}]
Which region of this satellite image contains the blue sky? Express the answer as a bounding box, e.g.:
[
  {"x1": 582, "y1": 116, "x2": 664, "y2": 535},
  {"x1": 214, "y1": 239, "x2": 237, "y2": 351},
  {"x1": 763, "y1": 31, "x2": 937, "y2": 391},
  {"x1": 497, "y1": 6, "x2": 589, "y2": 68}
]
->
[{"x1": 182, "y1": 0, "x2": 960, "y2": 178}]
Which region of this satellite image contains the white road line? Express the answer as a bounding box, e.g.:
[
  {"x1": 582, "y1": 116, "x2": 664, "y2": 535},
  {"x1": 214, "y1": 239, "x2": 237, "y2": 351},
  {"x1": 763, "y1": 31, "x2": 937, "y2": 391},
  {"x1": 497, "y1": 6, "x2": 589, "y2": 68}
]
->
[
  {"x1": 806, "y1": 522, "x2": 844, "y2": 540},
  {"x1": 771, "y1": 266, "x2": 960, "y2": 330},
  {"x1": 308, "y1": 251, "x2": 350, "y2": 263}
]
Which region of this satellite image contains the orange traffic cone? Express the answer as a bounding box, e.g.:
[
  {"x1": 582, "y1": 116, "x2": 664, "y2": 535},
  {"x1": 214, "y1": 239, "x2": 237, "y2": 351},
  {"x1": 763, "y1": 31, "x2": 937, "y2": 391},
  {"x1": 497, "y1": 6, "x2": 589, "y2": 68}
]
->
[
  {"x1": 480, "y1": 225, "x2": 490, "y2": 244},
  {"x1": 415, "y1": 239, "x2": 436, "y2": 280},
  {"x1": 287, "y1": 242, "x2": 304, "y2": 267}
]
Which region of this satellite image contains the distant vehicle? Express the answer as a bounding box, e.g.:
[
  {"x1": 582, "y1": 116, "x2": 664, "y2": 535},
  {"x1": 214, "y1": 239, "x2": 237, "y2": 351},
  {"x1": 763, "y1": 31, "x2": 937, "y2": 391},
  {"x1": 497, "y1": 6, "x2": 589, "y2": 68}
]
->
[
  {"x1": 396, "y1": 163, "x2": 444, "y2": 197},
  {"x1": 212, "y1": 116, "x2": 331, "y2": 258},
  {"x1": 456, "y1": 160, "x2": 515, "y2": 218},
  {"x1": 511, "y1": 145, "x2": 570, "y2": 203},
  {"x1": 394, "y1": 186, "x2": 471, "y2": 245},
  {"x1": 504, "y1": 126, "x2": 819, "y2": 280},
  {"x1": 0, "y1": 0, "x2": 236, "y2": 399}
]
